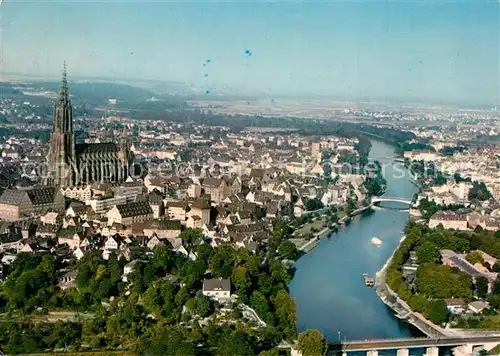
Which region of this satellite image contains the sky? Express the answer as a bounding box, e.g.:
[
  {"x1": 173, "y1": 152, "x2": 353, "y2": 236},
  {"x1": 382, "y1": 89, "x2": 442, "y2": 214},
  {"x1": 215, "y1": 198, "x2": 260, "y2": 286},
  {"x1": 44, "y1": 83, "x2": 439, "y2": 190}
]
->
[{"x1": 1, "y1": 0, "x2": 499, "y2": 104}]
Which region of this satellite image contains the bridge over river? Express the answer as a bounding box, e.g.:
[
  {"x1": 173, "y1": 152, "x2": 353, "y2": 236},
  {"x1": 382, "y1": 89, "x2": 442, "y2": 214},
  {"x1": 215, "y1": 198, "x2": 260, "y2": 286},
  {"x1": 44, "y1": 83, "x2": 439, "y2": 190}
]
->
[
  {"x1": 289, "y1": 140, "x2": 494, "y2": 356},
  {"x1": 330, "y1": 335, "x2": 500, "y2": 355},
  {"x1": 371, "y1": 196, "x2": 412, "y2": 205}
]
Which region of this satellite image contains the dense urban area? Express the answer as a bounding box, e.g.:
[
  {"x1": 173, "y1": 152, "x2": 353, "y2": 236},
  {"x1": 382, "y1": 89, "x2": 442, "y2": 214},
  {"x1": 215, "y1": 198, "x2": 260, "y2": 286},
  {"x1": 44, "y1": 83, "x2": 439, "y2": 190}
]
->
[{"x1": 0, "y1": 76, "x2": 499, "y2": 356}]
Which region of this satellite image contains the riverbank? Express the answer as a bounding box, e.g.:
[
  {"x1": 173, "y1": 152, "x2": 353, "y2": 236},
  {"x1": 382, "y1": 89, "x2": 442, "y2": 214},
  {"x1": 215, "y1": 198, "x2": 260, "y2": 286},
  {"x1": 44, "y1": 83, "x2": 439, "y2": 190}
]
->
[
  {"x1": 290, "y1": 139, "x2": 421, "y2": 340},
  {"x1": 374, "y1": 236, "x2": 452, "y2": 338},
  {"x1": 296, "y1": 205, "x2": 373, "y2": 253}
]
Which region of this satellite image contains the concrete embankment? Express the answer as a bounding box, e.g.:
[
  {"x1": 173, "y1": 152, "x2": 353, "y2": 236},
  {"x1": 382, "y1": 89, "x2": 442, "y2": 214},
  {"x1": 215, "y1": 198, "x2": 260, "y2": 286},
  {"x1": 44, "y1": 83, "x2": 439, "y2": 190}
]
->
[{"x1": 297, "y1": 206, "x2": 372, "y2": 253}]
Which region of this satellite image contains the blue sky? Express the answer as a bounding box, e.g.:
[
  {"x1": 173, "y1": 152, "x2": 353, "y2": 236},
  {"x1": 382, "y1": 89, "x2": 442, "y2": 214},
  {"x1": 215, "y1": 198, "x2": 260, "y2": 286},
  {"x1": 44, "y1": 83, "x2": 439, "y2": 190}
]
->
[{"x1": 1, "y1": 0, "x2": 498, "y2": 104}]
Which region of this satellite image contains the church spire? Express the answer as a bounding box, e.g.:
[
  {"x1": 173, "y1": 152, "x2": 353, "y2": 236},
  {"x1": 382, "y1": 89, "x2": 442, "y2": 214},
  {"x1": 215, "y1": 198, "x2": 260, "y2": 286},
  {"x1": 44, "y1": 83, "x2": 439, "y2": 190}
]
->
[
  {"x1": 52, "y1": 62, "x2": 73, "y2": 133},
  {"x1": 60, "y1": 61, "x2": 69, "y2": 103}
]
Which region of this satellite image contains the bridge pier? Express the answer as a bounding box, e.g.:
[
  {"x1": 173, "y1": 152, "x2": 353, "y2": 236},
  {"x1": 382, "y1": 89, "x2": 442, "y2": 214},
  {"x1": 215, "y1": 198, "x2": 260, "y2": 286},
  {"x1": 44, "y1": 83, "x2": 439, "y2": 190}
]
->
[
  {"x1": 396, "y1": 348, "x2": 409, "y2": 356},
  {"x1": 366, "y1": 351, "x2": 378, "y2": 356},
  {"x1": 481, "y1": 342, "x2": 500, "y2": 353},
  {"x1": 451, "y1": 344, "x2": 473, "y2": 356},
  {"x1": 424, "y1": 347, "x2": 439, "y2": 356}
]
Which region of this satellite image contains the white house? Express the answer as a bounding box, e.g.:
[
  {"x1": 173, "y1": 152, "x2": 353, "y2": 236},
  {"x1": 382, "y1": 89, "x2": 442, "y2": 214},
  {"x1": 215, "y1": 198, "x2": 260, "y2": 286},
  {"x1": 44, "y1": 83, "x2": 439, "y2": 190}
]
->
[
  {"x1": 186, "y1": 215, "x2": 203, "y2": 229},
  {"x1": 469, "y1": 301, "x2": 489, "y2": 314},
  {"x1": 444, "y1": 298, "x2": 467, "y2": 315},
  {"x1": 73, "y1": 247, "x2": 85, "y2": 260},
  {"x1": 147, "y1": 235, "x2": 162, "y2": 250},
  {"x1": 202, "y1": 278, "x2": 231, "y2": 302}
]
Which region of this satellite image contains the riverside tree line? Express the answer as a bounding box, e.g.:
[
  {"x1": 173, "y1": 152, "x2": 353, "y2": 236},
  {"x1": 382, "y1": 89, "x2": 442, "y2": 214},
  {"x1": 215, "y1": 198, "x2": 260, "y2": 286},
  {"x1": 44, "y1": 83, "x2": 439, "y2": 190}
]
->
[{"x1": 387, "y1": 222, "x2": 500, "y2": 327}]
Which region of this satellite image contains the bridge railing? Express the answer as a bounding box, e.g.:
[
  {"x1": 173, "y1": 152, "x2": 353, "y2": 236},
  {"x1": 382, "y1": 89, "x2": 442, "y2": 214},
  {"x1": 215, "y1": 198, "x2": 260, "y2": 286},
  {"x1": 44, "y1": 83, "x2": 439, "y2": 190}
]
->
[
  {"x1": 340, "y1": 337, "x2": 431, "y2": 344},
  {"x1": 340, "y1": 335, "x2": 500, "y2": 345},
  {"x1": 371, "y1": 196, "x2": 412, "y2": 203}
]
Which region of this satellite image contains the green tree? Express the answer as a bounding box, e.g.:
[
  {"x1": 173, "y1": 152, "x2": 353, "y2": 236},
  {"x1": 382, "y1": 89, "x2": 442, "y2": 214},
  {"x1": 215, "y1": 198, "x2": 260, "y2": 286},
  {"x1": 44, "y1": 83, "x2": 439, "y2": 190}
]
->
[
  {"x1": 493, "y1": 263, "x2": 500, "y2": 273},
  {"x1": 273, "y1": 290, "x2": 296, "y2": 340},
  {"x1": 216, "y1": 330, "x2": 254, "y2": 356},
  {"x1": 426, "y1": 300, "x2": 448, "y2": 325},
  {"x1": 475, "y1": 276, "x2": 489, "y2": 299},
  {"x1": 416, "y1": 264, "x2": 473, "y2": 299},
  {"x1": 196, "y1": 243, "x2": 213, "y2": 266},
  {"x1": 297, "y1": 329, "x2": 327, "y2": 356},
  {"x1": 251, "y1": 290, "x2": 271, "y2": 322},
  {"x1": 195, "y1": 295, "x2": 213, "y2": 317},
  {"x1": 232, "y1": 266, "x2": 251, "y2": 298},
  {"x1": 139, "y1": 326, "x2": 195, "y2": 355},
  {"x1": 209, "y1": 246, "x2": 235, "y2": 278},
  {"x1": 278, "y1": 240, "x2": 299, "y2": 261},
  {"x1": 152, "y1": 244, "x2": 175, "y2": 274},
  {"x1": 180, "y1": 260, "x2": 205, "y2": 281},
  {"x1": 465, "y1": 251, "x2": 484, "y2": 265},
  {"x1": 415, "y1": 241, "x2": 439, "y2": 264},
  {"x1": 305, "y1": 198, "x2": 324, "y2": 212},
  {"x1": 180, "y1": 228, "x2": 204, "y2": 249},
  {"x1": 493, "y1": 276, "x2": 500, "y2": 295},
  {"x1": 76, "y1": 264, "x2": 92, "y2": 289},
  {"x1": 259, "y1": 349, "x2": 280, "y2": 356}
]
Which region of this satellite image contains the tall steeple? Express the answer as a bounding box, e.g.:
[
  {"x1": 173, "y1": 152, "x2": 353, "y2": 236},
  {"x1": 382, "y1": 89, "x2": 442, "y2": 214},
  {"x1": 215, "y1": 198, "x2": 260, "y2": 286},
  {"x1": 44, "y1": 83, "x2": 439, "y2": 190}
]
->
[
  {"x1": 46, "y1": 62, "x2": 76, "y2": 187},
  {"x1": 59, "y1": 61, "x2": 69, "y2": 104},
  {"x1": 53, "y1": 62, "x2": 73, "y2": 133}
]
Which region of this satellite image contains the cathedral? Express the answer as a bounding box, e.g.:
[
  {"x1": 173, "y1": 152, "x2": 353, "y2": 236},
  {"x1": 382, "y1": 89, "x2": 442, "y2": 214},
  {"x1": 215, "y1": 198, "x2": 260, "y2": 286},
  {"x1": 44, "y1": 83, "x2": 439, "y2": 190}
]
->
[{"x1": 46, "y1": 66, "x2": 133, "y2": 187}]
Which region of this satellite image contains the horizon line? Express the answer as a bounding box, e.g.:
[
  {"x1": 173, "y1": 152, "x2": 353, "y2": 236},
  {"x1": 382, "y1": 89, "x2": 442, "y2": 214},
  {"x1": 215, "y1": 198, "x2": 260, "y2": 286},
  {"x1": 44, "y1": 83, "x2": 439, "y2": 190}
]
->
[{"x1": 2, "y1": 71, "x2": 498, "y2": 109}]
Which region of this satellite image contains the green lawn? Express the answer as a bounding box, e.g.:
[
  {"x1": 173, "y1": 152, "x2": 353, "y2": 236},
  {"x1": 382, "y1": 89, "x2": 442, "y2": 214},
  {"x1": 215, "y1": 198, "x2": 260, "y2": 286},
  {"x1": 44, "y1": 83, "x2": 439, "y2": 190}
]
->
[{"x1": 294, "y1": 217, "x2": 327, "y2": 236}]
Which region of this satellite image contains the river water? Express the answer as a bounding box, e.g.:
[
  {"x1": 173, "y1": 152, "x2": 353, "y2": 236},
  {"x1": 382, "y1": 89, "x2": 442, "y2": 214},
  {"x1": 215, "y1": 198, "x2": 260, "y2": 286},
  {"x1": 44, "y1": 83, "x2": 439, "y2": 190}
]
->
[{"x1": 289, "y1": 140, "x2": 421, "y2": 344}]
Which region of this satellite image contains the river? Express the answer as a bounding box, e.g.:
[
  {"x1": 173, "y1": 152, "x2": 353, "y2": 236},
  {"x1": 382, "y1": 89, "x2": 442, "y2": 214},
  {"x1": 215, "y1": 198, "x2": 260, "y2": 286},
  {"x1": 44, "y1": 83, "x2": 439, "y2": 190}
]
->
[{"x1": 289, "y1": 140, "x2": 421, "y2": 343}]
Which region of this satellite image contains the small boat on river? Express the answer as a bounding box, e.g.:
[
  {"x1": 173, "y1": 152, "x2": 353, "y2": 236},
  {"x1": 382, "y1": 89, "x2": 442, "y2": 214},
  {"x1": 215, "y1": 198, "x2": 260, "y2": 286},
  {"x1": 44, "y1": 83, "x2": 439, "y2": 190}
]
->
[
  {"x1": 371, "y1": 237, "x2": 383, "y2": 246},
  {"x1": 362, "y1": 273, "x2": 375, "y2": 286}
]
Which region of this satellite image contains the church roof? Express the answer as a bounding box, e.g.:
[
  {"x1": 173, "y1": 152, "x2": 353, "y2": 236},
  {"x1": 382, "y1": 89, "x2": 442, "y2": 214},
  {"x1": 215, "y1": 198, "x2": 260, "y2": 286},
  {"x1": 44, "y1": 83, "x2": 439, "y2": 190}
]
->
[{"x1": 75, "y1": 143, "x2": 119, "y2": 155}]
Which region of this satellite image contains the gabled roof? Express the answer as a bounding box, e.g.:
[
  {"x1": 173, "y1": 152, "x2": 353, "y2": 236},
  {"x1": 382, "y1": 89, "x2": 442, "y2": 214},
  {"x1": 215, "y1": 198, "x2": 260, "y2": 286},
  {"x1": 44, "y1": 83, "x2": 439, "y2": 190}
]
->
[
  {"x1": 167, "y1": 200, "x2": 188, "y2": 209},
  {"x1": 202, "y1": 177, "x2": 224, "y2": 188},
  {"x1": 148, "y1": 190, "x2": 164, "y2": 203},
  {"x1": 0, "y1": 187, "x2": 58, "y2": 206},
  {"x1": 143, "y1": 219, "x2": 182, "y2": 230},
  {"x1": 203, "y1": 278, "x2": 230, "y2": 292},
  {"x1": 190, "y1": 199, "x2": 211, "y2": 210},
  {"x1": 115, "y1": 201, "x2": 153, "y2": 218}
]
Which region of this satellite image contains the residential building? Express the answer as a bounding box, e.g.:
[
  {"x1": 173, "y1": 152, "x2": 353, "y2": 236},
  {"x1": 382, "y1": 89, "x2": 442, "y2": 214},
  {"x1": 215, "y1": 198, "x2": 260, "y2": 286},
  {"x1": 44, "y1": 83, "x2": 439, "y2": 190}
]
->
[
  {"x1": 166, "y1": 201, "x2": 188, "y2": 221},
  {"x1": 0, "y1": 187, "x2": 65, "y2": 221},
  {"x1": 202, "y1": 278, "x2": 231, "y2": 301},
  {"x1": 186, "y1": 215, "x2": 203, "y2": 229},
  {"x1": 469, "y1": 301, "x2": 489, "y2": 314},
  {"x1": 58, "y1": 271, "x2": 77, "y2": 290},
  {"x1": 444, "y1": 298, "x2": 467, "y2": 315},
  {"x1": 189, "y1": 199, "x2": 211, "y2": 226},
  {"x1": 142, "y1": 219, "x2": 182, "y2": 240},
  {"x1": 87, "y1": 195, "x2": 127, "y2": 215},
  {"x1": 106, "y1": 201, "x2": 154, "y2": 225},
  {"x1": 429, "y1": 212, "x2": 468, "y2": 230},
  {"x1": 202, "y1": 177, "x2": 227, "y2": 203}
]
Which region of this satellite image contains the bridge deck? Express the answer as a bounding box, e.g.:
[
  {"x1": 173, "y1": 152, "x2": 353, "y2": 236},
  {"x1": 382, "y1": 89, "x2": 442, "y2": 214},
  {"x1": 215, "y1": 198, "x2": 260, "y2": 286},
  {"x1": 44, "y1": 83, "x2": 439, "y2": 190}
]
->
[
  {"x1": 339, "y1": 336, "x2": 500, "y2": 351},
  {"x1": 372, "y1": 196, "x2": 412, "y2": 205}
]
